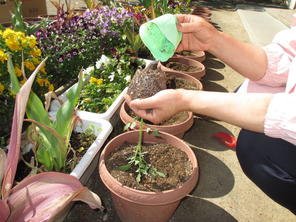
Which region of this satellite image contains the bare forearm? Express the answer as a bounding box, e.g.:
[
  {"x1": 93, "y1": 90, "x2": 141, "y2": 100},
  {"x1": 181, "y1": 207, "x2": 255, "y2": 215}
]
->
[
  {"x1": 208, "y1": 31, "x2": 268, "y2": 81},
  {"x1": 179, "y1": 89, "x2": 273, "y2": 132}
]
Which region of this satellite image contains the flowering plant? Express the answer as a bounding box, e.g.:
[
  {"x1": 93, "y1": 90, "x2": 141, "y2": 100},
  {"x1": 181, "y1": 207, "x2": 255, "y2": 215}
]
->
[
  {"x1": 0, "y1": 28, "x2": 52, "y2": 148},
  {"x1": 78, "y1": 54, "x2": 145, "y2": 113},
  {"x1": 36, "y1": 6, "x2": 133, "y2": 88}
]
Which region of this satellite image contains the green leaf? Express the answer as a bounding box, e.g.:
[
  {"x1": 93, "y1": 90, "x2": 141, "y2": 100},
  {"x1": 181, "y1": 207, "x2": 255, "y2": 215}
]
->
[
  {"x1": 117, "y1": 164, "x2": 131, "y2": 171},
  {"x1": 156, "y1": 171, "x2": 166, "y2": 178},
  {"x1": 7, "y1": 55, "x2": 21, "y2": 94},
  {"x1": 152, "y1": 130, "x2": 160, "y2": 137},
  {"x1": 136, "y1": 173, "x2": 141, "y2": 183}
]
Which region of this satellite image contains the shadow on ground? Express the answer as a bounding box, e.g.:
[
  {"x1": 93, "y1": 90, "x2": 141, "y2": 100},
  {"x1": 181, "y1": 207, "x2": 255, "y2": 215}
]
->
[{"x1": 170, "y1": 197, "x2": 238, "y2": 222}]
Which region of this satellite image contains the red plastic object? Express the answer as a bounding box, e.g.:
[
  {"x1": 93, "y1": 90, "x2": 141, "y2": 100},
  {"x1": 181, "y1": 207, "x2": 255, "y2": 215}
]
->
[{"x1": 213, "y1": 132, "x2": 237, "y2": 149}]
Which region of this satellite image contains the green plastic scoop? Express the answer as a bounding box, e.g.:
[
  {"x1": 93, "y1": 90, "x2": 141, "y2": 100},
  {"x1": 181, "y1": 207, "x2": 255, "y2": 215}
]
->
[{"x1": 139, "y1": 14, "x2": 182, "y2": 62}]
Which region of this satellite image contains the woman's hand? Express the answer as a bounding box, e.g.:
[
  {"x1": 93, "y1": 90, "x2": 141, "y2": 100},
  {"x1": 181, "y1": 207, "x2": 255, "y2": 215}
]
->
[
  {"x1": 176, "y1": 14, "x2": 218, "y2": 52},
  {"x1": 124, "y1": 89, "x2": 185, "y2": 124}
]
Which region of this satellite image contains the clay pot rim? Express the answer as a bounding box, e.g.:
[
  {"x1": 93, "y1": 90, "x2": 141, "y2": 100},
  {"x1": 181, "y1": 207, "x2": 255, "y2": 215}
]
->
[
  {"x1": 158, "y1": 57, "x2": 205, "y2": 75},
  {"x1": 165, "y1": 71, "x2": 203, "y2": 91},
  {"x1": 99, "y1": 130, "x2": 198, "y2": 199},
  {"x1": 121, "y1": 101, "x2": 193, "y2": 129},
  {"x1": 176, "y1": 50, "x2": 205, "y2": 57}
]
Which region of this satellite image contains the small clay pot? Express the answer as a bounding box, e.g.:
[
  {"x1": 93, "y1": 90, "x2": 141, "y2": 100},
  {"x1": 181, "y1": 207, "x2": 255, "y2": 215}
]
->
[
  {"x1": 175, "y1": 50, "x2": 206, "y2": 63},
  {"x1": 165, "y1": 71, "x2": 203, "y2": 91},
  {"x1": 120, "y1": 102, "x2": 194, "y2": 138},
  {"x1": 99, "y1": 130, "x2": 199, "y2": 222},
  {"x1": 158, "y1": 57, "x2": 206, "y2": 80}
]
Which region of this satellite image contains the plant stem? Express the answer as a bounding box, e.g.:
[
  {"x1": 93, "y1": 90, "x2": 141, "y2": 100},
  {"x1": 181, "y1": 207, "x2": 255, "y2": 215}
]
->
[{"x1": 135, "y1": 118, "x2": 143, "y2": 159}]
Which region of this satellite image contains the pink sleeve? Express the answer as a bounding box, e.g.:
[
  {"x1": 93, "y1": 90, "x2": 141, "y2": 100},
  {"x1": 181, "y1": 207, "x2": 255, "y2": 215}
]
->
[
  {"x1": 264, "y1": 93, "x2": 296, "y2": 145},
  {"x1": 256, "y1": 28, "x2": 296, "y2": 87}
]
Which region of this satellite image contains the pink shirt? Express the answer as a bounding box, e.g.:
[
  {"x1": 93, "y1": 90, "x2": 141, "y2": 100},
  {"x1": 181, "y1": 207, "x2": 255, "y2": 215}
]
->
[{"x1": 238, "y1": 23, "x2": 296, "y2": 145}]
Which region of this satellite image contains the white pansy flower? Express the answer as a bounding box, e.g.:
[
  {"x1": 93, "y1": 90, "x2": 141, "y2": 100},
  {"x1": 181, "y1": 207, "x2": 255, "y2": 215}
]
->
[
  {"x1": 108, "y1": 71, "x2": 115, "y2": 82},
  {"x1": 124, "y1": 75, "x2": 131, "y2": 82},
  {"x1": 83, "y1": 66, "x2": 94, "y2": 75},
  {"x1": 96, "y1": 55, "x2": 111, "y2": 69}
]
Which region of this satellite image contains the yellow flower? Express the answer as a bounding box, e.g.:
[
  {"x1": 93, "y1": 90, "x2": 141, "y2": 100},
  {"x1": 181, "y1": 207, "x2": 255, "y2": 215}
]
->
[
  {"x1": 32, "y1": 57, "x2": 41, "y2": 64},
  {"x1": 27, "y1": 36, "x2": 37, "y2": 48},
  {"x1": 0, "y1": 50, "x2": 8, "y2": 63},
  {"x1": 14, "y1": 66, "x2": 23, "y2": 77},
  {"x1": 30, "y1": 48, "x2": 41, "y2": 57},
  {"x1": 0, "y1": 83, "x2": 4, "y2": 95},
  {"x1": 48, "y1": 84, "x2": 54, "y2": 92},
  {"x1": 40, "y1": 66, "x2": 47, "y2": 74},
  {"x1": 16, "y1": 31, "x2": 25, "y2": 39},
  {"x1": 24, "y1": 61, "x2": 35, "y2": 71},
  {"x1": 89, "y1": 77, "x2": 103, "y2": 85},
  {"x1": 5, "y1": 38, "x2": 21, "y2": 51},
  {"x1": 36, "y1": 78, "x2": 47, "y2": 87},
  {"x1": 2, "y1": 28, "x2": 15, "y2": 39},
  {"x1": 0, "y1": 30, "x2": 3, "y2": 36},
  {"x1": 20, "y1": 79, "x2": 26, "y2": 85}
]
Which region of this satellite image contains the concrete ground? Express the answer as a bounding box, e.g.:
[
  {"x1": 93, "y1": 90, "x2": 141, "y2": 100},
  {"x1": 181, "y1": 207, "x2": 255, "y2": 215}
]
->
[{"x1": 42, "y1": 0, "x2": 296, "y2": 221}]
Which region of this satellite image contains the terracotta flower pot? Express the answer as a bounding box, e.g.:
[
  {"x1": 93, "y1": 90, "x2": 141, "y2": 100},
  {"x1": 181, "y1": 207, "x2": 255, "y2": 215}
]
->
[
  {"x1": 99, "y1": 130, "x2": 199, "y2": 222},
  {"x1": 175, "y1": 50, "x2": 206, "y2": 62},
  {"x1": 165, "y1": 71, "x2": 203, "y2": 91},
  {"x1": 158, "y1": 57, "x2": 206, "y2": 80},
  {"x1": 120, "y1": 101, "x2": 194, "y2": 138}
]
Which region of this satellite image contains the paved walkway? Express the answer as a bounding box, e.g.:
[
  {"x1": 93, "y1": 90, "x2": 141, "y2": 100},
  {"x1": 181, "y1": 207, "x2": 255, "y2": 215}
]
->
[{"x1": 237, "y1": 4, "x2": 288, "y2": 46}]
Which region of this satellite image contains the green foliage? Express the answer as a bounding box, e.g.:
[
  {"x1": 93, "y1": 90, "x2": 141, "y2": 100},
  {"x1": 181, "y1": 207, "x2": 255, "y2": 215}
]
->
[
  {"x1": 120, "y1": 118, "x2": 165, "y2": 183},
  {"x1": 77, "y1": 54, "x2": 145, "y2": 113},
  {"x1": 8, "y1": 56, "x2": 85, "y2": 172},
  {"x1": 11, "y1": 0, "x2": 49, "y2": 35}
]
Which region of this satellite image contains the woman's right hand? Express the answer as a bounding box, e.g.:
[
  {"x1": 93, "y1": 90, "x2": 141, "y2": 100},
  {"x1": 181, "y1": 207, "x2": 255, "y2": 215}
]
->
[{"x1": 176, "y1": 14, "x2": 218, "y2": 52}]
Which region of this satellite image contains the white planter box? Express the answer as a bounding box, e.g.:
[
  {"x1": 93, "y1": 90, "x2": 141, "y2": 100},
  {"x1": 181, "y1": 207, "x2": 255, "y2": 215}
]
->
[
  {"x1": 71, "y1": 117, "x2": 112, "y2": 184},
  {"x1": 49, "y1": 85, "x2": 127, "y2": 126}
]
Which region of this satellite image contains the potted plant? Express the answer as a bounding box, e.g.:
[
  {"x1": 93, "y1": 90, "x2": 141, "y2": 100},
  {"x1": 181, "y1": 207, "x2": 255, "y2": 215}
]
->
[
  {"x1": 7, "y1": 55, "x2": 112, "y2": 185},
  {"x1": 158, "y1": 56, "x2": 206, "y2": 80},
  {"x1": 120, "y1": 65, "x2": 202, "y2": 138},
  {"x1": 98, "y1": 119, "x2": 199, "y2": 222},
  {"x1": 0, "y1": 59, "x2": 102, "y2": 222}
]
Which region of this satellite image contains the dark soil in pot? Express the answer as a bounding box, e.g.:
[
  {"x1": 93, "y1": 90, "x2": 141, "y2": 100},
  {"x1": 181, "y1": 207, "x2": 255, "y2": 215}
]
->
[
  {"x1": 106, "y1": 143, "x2": 193, "y2": 192},
  {"x1": 165, "y1": 61, "x2": 202, "y2": 72}
]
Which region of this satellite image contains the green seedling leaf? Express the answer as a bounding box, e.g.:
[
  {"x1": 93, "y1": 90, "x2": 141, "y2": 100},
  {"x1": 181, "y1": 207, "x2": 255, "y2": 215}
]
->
[
  {"x1": 123, "y1": 122, "x2": 132, "y2": 131},
  {"x1": 117, "y1": 164, "x2": 131, "y2": 171},
  {"x1": 146, "y1": 128, "x2": 152, "y2": 133},
  {"x1": 136, "y1": 173, "x2": 141, "y2": 183},
  {"x1": 152, "y1": 130, "x2": 160, "y2": 137},
  {"x1": 156, "y1": 171, "x2": 166, "y2": 178}
]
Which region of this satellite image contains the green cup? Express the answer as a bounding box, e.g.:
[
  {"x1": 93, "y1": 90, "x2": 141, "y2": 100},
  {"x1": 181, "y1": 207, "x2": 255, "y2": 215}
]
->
[{"x1": 139, "y1": 14, "x2": 182, "y2": 62}]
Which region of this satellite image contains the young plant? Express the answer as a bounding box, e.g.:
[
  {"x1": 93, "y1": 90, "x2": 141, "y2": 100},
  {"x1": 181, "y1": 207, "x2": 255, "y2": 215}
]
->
[
  {"x1": 7, "y1": 56, "x2": 84, "y2": 172},
  {"x1": 0, "y1": 60, "x2": 102, "y2": 222},
  {"x1": 119, "y1": 118, "x2": 165, "y2": 183}
]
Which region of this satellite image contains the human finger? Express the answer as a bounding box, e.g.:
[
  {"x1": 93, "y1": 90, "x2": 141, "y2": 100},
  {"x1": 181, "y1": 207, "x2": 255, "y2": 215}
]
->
[
  {"x1": 178, "y1": 22, "x2": 199, "y2": 33},
  {"x1": 130, "y1": 96, "x2": 159, "y2": 110}
]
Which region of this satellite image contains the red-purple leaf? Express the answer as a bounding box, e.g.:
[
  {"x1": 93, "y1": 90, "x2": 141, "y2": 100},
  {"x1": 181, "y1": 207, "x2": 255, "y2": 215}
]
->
[
  {"x1": 0, "y1": 200, "x2": 10, "y2": 222},
  {"x1": 2, "y1": 59, "x2": 46, "y2": 201},
  {"x1": 7, "y1": 172, "x2": 102, "y2": 222}
]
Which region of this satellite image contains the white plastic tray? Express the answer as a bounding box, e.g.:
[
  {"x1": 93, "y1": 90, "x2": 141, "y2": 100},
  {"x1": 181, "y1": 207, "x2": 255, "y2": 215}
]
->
[
  {"x1": 49, "y1": 85, "x2": 127, "y2": 122},
  {"x1": 71, "y1": 117, "x2": 112, "y2": 180}
]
